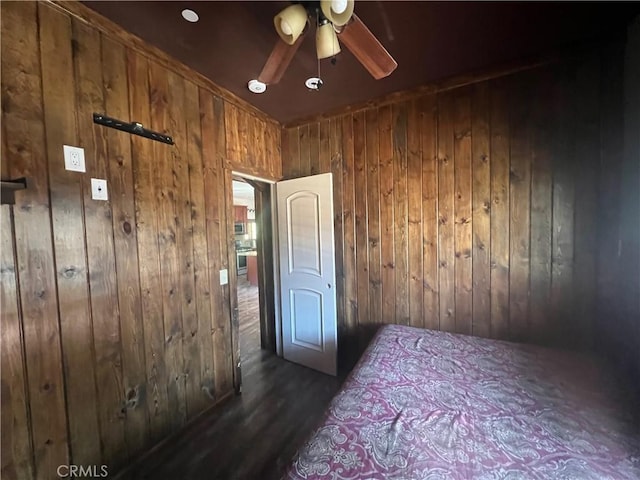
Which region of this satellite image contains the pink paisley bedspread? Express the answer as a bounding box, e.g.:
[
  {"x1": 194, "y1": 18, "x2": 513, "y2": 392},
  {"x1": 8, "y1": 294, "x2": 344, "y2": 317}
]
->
[{"x1": 285, "y1": 325, "x2": 640, "y2": 479}]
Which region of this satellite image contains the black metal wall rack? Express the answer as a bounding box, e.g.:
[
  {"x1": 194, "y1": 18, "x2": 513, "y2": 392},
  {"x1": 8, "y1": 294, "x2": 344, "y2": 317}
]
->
[{"x1": 93, "y1": 113, "x2": 174, "y2": 145}]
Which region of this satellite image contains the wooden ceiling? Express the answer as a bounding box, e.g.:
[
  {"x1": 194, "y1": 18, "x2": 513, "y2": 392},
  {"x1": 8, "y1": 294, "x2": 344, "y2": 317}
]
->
[{"x1": 85, "y1": 1, "x2": 638, "y2": 124}]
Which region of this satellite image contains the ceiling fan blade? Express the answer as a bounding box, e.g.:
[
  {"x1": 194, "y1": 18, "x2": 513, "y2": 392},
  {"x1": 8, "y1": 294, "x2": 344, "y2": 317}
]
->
[
  {"x1": 258, "y1": 36, "x2": 304, "y2": 85},
  {"x1": 338, "y1": 14, "x2": 397, "y2": 80}
]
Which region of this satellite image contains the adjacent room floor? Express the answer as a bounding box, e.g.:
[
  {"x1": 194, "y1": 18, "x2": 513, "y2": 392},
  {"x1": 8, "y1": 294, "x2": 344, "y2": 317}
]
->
[
  {"x1": 238, "y1": 275, "x2": 261, "y2": 358},
  {"x1": 119, "y1": 278, "x2": 342, "y2": 480}
]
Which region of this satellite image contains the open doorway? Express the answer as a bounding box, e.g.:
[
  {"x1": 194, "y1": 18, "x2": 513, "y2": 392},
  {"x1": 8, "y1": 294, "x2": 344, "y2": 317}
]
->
[
  {"x1": 232, "y1": 179, "x2": 261, "y2": 359},
  {"x1": 230, "y1": 173, "x2": 278, "y2": 392},
  {"x1": 228, "y1": 171, "x2": 337, "y2": 391}
]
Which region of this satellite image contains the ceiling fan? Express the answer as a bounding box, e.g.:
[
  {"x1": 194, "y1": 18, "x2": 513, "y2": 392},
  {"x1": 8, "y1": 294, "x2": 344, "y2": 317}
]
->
[{"x1": 249, "y1": 0, "x2": 397, "y2": 92}]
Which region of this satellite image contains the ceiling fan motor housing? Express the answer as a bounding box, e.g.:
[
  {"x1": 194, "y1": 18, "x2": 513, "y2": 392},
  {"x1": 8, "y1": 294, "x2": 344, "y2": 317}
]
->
[{"x1": 260, "y1": 0, "x2": 397, "y2": 88}]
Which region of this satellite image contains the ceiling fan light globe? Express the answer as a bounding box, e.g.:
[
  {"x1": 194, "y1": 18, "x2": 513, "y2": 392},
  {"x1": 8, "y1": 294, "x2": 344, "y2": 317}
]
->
[
  {"x1": 320, "y1": 0, "x2": 354, "y2": 27},
  {"x1": 281, "y1": 22, "x2": 293, "y2": 36},
  {"x1": 316, "y1": 22, "x2": 341, "y2": 59},
  {"x1": 274, "y1": 4, "x2": 308, "y2": 45},
  {"x1": 332, "y1": 0, "x2": 348, "y2": 14}
]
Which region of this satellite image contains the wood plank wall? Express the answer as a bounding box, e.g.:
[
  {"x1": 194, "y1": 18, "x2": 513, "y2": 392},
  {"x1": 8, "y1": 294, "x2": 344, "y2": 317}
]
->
[
  {"x1": 0, "y1": 2, "x2": 280, "y2": 479},
  {"x1": 224, "y1": 103, "x2": 281, "y2": 179},
  {"x1": 597, "y1": 18, "x2": 640, "y2": 385},
  {"x1": 282, "y1": 49, "x2": 622, "y2": 364}
]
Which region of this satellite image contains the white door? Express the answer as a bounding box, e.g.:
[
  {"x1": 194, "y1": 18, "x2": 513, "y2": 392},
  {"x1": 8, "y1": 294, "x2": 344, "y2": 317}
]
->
[{"x1": 276, "y1": 173, "x2": 337, "y2": 376}]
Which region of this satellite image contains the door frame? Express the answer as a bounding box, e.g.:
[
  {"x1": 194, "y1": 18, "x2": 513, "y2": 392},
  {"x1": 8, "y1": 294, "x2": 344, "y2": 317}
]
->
[{"x1": 226, "y1": 169, "x2": 280, "y2": 393}]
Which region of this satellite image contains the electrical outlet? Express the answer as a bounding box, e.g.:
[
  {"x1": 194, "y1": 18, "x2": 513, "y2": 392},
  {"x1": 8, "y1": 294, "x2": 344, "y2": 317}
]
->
[
  {"x1": 63, "y1": 145, "x2": 86, "y2": 172},
  {"x1": 219, "y1": 269, "x2": 228, "y2": 285},
  {"x1": 91, "y1": 178, "x2": 108, "y2": 201}
]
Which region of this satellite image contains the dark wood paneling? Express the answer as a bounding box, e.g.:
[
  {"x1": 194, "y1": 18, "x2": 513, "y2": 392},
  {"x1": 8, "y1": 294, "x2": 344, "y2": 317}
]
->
[
  {"x1": 392, "y1": 103, "x2": 409, "y2": 326},
  {"x1": 1, "y1": 206, "x2": 34, "y2": 479},
  {"x1": 319, "y1": 120, "x2": 331, "y2": 174},
  {"x1": 330, "y1": 117, "x2": 346, "y2": 354},
  {"x1": 39, "y1": 5, "x2": 89, "y2": 476},
  {"x1": 309, "y1": 122, "x2": 319, "y2": 176},
  {"x1": 353, "y1": 111, "x2": 369, "y2": 348},
  {"x1": 420, "y1": 95, "x2": 439, "y2": 331},
  {"x1": 471, "y1": 83, "x2": 491, "y2": 338},
  {"x1": 406, "y1": 100, "x2": 423, "y2": 329},
  {"x1": 102, "y1": 34, "x2": 147, "y2": 466},
  {"x1": 550, "y1": 64, "x2": 575, "y2": 344},
  {"x1": 508, "y1": 73, "x2": 532, "y2": 342},
  {"x1": 265, "y1": 122, "x2": 280, "y2": 177},
  {"x1": 365, "y1": 109, "x2": 382, "y2": 330},
  {"x1": 529, "y1": 70, "x2": 553, "y2": 345},
  {"x1": 184, "y1": 80, "x2": 216, "y2": 417},
  {"x1": 299, "y1": 124, "x2": 310, "y2": 177},
  {"x1": 149, "y1": 60, "x2": 188, "y2": 432},
  {"x1": 342, "y1": 115, "x2": 357, "y2": 352},
  {"x1": 224, "y1": 103, "x2": 239, "y2": 164},
  {"x1": 489, "y1": 78, "x2": 511, "y2": 340},
  {"x1": 597, "y1": 21, "x2": 640, "y2": 385},
  {"x1": 378, "y1": 105, "x2": 395, "y2": 325},
  {"x1": 128, "y1": 49, "x2": 171, "y2": 442},
  {"x1": 453, "y1": 88, "x2": 472, "y2": 336},
  {"x1": 618, "y1": 18, "x2": 640, "y2": 381},
  {"x1": 572, "y1": 55, "x2": 600, "y2": 350},
  {"x1": 437, "y1": 92, "x2": 456, "y2": 332},
  {"x1": 596, "y1": 44, "x2": 624, "y2": 352},
  {"x1": 4, "y1": 3, "x2": 71, "y2": 476},
  {"x1": 281, "y1": 51, "x2": 618, "y2": 356},
  {"x1": 213, "y1": 94, "x2": 235, "y2": 397},
  {"x1": 0, "y1": 1, "x2": 272, "y2": 477},
  {"x1": 167, "y1": 69, "x2": 200, "y2": 423},
  {"x1": 69, "y1": 16, "x2": 105, "y2": 467},
  {"x1": 282, "y1": 127, "x2": 300, "y2": 179},
  {"x1": 199, "y1": 90, "x2": 231, "y2": 399},
  {"x1": 224, "y1": 103, "x2": 281, "y2": 180}
]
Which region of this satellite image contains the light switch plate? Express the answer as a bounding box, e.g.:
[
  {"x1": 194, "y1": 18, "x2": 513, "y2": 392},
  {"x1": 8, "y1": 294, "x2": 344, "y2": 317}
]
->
[
  {"x1": 91, "y1": 178, "x2": 108, "y2": 201},
  {"x1": 219, "y1": 269, "x2": 228, "y2": 286},
  {"x1": 63, "y1": 145, "x2": 86, "y2": 172}
]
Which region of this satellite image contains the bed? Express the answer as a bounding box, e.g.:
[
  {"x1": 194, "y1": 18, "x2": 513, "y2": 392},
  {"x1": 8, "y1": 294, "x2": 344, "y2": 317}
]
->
[{"x1": 284, "y1": 325, "x2": 640, "y2": 479}]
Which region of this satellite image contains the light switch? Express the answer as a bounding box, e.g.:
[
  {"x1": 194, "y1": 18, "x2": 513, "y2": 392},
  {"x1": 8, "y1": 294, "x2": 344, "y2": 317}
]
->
[
  {"x1": 219, "y1": 269, "x2": 228, "y2": 285},
  {"x1": 91, "y1": 178, "x2": 108, "y2": 201}
]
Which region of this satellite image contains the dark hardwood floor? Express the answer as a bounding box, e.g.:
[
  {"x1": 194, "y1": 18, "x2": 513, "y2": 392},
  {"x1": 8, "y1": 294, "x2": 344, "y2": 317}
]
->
[{"x1": 118, "y1": 276, "x2": 342, "y2": 480}]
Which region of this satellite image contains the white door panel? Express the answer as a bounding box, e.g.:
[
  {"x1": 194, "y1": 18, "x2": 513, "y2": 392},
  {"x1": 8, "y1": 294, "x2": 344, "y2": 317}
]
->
[
  {"x1": 286, "y1": 192, "x2": 322, "y2": 276},
  {"x1": 276, "y1": 173, "x2": 337, "y2": 376}
]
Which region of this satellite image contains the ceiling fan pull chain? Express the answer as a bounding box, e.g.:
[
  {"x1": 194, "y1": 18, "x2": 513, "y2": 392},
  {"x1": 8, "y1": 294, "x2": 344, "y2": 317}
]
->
[
  {"x1": 332, "y1": 19, "x2": 338, "y2": 65},
  {"x1": 316, "y1": 10, "x2": 322, "y2": 80}
]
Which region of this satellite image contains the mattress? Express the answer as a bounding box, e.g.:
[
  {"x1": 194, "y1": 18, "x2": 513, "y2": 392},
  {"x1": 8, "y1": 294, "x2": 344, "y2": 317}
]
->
[{"x1": 284, "y1": 324, "x2": 640, "y2": 479}]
